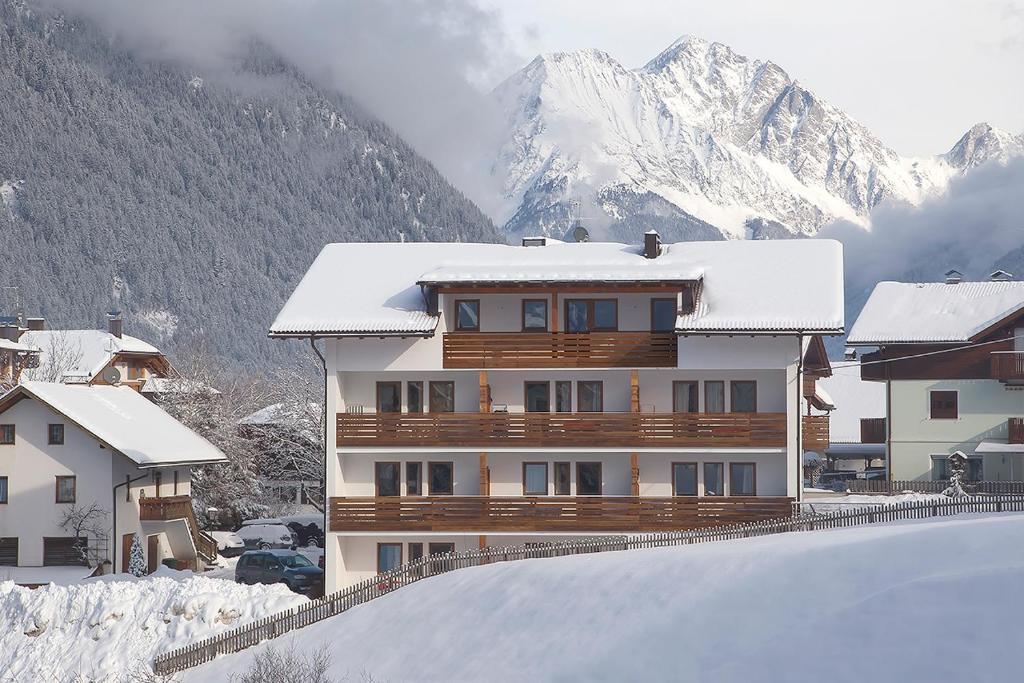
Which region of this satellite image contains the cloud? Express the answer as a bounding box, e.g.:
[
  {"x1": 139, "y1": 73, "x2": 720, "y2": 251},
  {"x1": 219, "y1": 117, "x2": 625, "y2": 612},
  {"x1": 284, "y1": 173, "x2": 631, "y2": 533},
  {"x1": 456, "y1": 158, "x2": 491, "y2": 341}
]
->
[{"x1": 41, "y1": 0, "x2": 523, "y2": 217}]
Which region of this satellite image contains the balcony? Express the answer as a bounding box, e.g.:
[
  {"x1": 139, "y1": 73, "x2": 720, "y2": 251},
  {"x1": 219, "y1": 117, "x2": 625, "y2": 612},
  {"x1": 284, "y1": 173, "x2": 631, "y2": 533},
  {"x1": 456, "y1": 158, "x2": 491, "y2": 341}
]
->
[
  {"x1": 442, "y1": 332, "x2": 678, "y2": 369},
  {"x1": 860, "y1": 417, "x2": 886, "y2": 444},
  {"x1": 329, "y1": 496, "x2": 795, "y2": 533},
  {"x1": 139, "y1": 495, "x2": 218, "y2": 561},
  {"x1": 801, "y1": 415, "x2": 829, "y2": 451},
  {"x1": 991, "y1": 352, "x2": 1024, "y2": 382},
  {"x1": 1009, "y1": 418, "x2": 1024, "y2": 444},
  {"x1": 337, "y1": 412, "x2": 787, "y2": 448}
]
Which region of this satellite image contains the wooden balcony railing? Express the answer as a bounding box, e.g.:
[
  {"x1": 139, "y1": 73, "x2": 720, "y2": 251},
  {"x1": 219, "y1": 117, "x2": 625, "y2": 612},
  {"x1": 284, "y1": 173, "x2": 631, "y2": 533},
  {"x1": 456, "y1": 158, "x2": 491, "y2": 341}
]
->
[
  {"x1": 860, "y1": 417, "x2": 886, "y2": 444},
  {"x1": 442, "y1": 332, "x2": 678, "y2": 368},
  {"x1": 329, "y1": 496, "x2": 795, "y2": 533},
  {"x1": 139, "y1": 495, "x2": 218, "y2": 561},
  {"x1": 337, "y1": 412, "x2": 787, "y2": 448},
  {"x1": 802, "y1": 415, "x2": 829, "y2": 451},
  {"x1": 1009, "y1": 418, "x2": 1024, "y2": 445},
  {"x1": 992, "y1": 352, "x2": 1024, "y2": 381}
]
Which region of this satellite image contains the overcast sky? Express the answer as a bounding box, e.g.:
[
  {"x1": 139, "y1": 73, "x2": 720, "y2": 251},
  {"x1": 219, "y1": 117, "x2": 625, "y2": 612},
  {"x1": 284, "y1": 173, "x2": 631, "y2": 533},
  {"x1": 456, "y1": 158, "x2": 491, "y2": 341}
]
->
[{"x1": 483, "y1": 0, "x2": 1024, "y2": 156}]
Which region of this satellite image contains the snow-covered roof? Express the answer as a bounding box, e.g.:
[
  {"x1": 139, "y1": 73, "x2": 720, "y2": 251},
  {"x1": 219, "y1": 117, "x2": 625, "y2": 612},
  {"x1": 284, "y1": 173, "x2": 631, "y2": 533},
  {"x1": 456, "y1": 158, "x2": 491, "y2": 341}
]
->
[
  {"x1": 848, "y1": 281, "x2": 1024, "y2": 345},
  {"x1": 0, "y1": 381, "x2": 226, "y2": 467},
  {"x1": 140, "y1": 377, "x2": 220, "y2": 396},
  {"x1": 239, "y1": 402, "x2": 321, "y2": 426},
  {"x1": 818, "y1": 362, "x2": 886, "y2": 443},
  {"x1": 270, "y1": 240, "x2": 844, "y2": 336},
  {"x1": 0, "y1": 338, "x2": 38, "y2": 353},
  {"x1": 19, "y1": 330, "x2": 163, "y2": 381}
]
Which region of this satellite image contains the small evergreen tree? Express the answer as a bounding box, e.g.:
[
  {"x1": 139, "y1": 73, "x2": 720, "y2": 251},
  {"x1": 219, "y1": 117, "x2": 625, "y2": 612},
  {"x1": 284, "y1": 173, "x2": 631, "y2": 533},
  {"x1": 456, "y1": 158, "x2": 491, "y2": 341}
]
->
[{"x1": 128, "y1": 534, "x2": 146, "y2": 577}]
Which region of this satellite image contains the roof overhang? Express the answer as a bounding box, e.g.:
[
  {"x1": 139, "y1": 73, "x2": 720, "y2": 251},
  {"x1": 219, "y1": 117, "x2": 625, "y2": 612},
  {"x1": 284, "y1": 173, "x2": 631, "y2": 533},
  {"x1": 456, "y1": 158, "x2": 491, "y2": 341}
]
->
[{"x1": 268, "y1": 328, "x2": 437, "y2": 339}]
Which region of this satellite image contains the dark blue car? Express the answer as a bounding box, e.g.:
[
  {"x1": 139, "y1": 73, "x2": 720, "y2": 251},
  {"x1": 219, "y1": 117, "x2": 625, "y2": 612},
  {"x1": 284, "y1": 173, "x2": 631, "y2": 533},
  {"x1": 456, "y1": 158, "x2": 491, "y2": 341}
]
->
[{"x1": 235, "y1": 549, "x2": 324, "y2": 596}]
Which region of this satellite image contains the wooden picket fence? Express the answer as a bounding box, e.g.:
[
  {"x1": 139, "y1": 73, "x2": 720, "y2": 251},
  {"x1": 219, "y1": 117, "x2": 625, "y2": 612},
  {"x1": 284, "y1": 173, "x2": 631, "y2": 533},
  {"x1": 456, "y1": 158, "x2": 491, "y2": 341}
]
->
[
  {"x1": 848, "y1": 479, "x2": 1024, "y2": 495},
  {"x1": 152, "y1": 496, "x2": 1024, "y2": 675}
]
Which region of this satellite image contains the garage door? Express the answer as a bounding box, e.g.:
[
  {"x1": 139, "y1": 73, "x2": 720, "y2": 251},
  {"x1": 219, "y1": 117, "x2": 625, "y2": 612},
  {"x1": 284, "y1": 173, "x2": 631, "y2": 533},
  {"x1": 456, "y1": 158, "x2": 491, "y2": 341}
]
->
[
  {"x1": 0, "y1": 538, "x2": 16, "y2": 566},
  {"x1": 43, "y1": 537, "x2": 87, "y2": 566}
]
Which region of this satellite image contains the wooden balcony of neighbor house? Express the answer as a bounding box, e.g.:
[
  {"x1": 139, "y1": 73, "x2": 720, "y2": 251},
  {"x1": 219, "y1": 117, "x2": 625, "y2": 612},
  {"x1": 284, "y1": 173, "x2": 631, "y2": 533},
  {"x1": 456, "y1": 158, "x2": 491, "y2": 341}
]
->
[
  {"x1": 139, "y1": 495, "x2": 218, "y2": 561},
  {"x1": 801, "y1": 415, "x2": 829, "y2": 451},
  {"x1": 860, "y1": 417, "x2": 887, "y2": 444},
  {"x1": 1009, "y1": 418, "x2": 1024, "y2": 445},
  {"x1": 336, "y1": 411, "x2": 788, "y2": 448},
  {"x1": 991, "y1": 352, "x2": 1024, "y2": 382},
  {"x1": 328, "y1": 496, "x2": 795, "y2": 533},
  {"x1": 442, "y1": 332, "x2": 678, "y2": 369}
]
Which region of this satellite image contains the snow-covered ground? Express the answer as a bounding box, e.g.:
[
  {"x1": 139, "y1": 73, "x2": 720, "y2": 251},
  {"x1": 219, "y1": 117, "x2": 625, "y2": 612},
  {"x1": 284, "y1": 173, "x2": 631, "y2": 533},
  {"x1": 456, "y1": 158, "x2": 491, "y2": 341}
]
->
[
  {"x1": 801, "y1": 491, "x2": 944, "y2": 513},
  {"x1": 0, "y1": 568, "x2": 308, "y2": 682},
  {"x1": 190, "y1": 513, "x2": 1024, "y2": 682}
]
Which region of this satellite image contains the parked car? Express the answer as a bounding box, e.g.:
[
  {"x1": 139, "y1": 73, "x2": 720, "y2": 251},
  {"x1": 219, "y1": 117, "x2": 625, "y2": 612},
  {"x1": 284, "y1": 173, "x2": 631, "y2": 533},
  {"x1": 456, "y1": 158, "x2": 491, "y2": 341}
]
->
[
  {"x1": 286, "y1": 521, "x2": 324, "y2": 548},
  {"x1": 235, "y1": 523, "x2": 296, "y2": 550},
  {"x1": 235, "y1": 549, "x2": 324, "y2": 595},
  {"x1": 208, "y1": 531, "x2": 246, "y2": 557}
]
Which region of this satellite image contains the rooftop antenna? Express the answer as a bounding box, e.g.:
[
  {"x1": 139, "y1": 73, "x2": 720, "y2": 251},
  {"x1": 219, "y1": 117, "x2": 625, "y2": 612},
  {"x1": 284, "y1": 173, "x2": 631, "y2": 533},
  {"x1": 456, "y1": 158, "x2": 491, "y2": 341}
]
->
[{"x1": 569, "y1": 198, "x2": 591, "y2": 243}]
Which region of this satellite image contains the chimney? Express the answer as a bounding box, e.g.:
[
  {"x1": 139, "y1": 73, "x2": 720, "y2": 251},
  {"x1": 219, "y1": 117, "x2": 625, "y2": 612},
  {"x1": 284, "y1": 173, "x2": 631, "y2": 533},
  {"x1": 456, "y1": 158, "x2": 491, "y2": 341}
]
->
[
  {"x1": 643, "y1": 230, "x2": 662, "y2": 259},
  {"x1": 0, "y1": 325, "x2": 18, "y2": 342},
  {"x1": 26, "y1": 317, "x2": 44, "y2": 331},
  {"x1": 989, "y1": 270, "x2": 1013, "y2": 282},
  {"x1": 107, "y1": 310, "x2": 123, "y2": 339},
  {"x1": 944, "y1": 269, "x2": 963, "y2": 285}
]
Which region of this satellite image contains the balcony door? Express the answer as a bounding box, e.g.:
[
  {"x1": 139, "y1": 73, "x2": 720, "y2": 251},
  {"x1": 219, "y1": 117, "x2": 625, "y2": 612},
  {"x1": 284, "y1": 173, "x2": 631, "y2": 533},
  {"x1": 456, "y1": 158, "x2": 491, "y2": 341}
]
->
[
  {"x1": 376, "y1": 382, "x2": 402, "y2": 413},
  {"x1": 565, "y1": 299, "x2": 617, "y2": 333},
  {"x1": 525, "y1": 382, "x2": 550, "y2": 412}
]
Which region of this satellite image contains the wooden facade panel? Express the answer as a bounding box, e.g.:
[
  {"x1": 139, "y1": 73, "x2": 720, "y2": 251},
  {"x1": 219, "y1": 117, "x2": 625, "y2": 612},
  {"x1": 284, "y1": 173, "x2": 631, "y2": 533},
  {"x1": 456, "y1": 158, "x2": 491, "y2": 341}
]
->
[
  {"x1": 139, "y1": 495, "x2": 217, "y2": 560},
  {"x1": 801, "y1": 415, "x2": 829, "y2": 451},
  {"x1": 329, "y1": 496, "x2": 794, "y2": 533},
  {"x1": 337, "y1": 412, "x2": 788, "y2": 448},
  {"x1": 443, "y1": 332, "x2": 678, "y2": 369},
  {"x1": 861, "y1": 338, "x2": 1015, "y2": 382}
]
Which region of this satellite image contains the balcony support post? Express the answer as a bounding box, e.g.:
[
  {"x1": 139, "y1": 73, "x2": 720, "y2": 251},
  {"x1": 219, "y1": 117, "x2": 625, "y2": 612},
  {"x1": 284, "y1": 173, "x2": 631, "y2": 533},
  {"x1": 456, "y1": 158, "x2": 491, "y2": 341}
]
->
[
  {"x1": 551, "y1": 289, "x2": 558, "y2": 332},
  {"x1": 479, "y1": 453, "x2": 489, "y2": 495},
  {"x1": 630, "y1": 452, "x2": 640, "y2": 496},
  {"x1": 478, "y1": 371, "x2": 489, "y2": 413},
  {"x1": 630, "y1": 369, "x2": 640, "y2": 413}
]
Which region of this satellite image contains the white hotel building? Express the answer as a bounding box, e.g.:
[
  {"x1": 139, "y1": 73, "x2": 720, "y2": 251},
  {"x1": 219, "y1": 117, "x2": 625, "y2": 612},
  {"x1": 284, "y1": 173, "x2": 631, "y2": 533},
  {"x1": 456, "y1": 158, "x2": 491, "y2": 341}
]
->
[{"x1": 270, "y1": 234, "x2": 844, "y2": 591}]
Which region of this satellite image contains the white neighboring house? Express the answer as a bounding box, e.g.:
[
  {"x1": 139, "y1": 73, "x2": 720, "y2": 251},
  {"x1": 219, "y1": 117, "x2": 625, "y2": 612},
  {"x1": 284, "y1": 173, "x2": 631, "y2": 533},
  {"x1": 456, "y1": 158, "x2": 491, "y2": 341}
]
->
[
  {"x1": 848, "y1": 272, "x2": 1024, "y2": 482},
  {"x1": 0, "y1": 381, "x2": 226, "y2": 583},
  {"x1": 269, "y1": 234, "x2": 844, "y2": 592}
]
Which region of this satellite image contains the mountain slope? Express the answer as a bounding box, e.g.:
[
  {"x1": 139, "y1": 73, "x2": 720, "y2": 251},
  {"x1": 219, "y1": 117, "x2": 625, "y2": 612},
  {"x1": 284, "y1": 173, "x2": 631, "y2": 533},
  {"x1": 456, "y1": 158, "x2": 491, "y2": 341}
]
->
[
  {"x1": 488, "y1": 36, "x2": 1022, "y2": 242},
  {"x1": 0, "y1": 1, "x2": 502, "y2": 365}
]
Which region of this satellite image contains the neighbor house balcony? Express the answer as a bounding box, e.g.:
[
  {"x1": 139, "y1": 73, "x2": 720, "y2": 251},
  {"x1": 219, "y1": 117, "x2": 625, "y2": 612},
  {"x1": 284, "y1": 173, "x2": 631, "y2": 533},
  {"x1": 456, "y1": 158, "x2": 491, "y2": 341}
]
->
[
  {"x1": 1009, "y1": 418, "x2": 1024, "y2": 444},
  {"x1": 138, "y1": 495, "x2": 218, "y2": 561},
  {"x1": 991, "y1": 352, "x2": 1024, "y2": 382},
  {"x1": 442, "y1": 332, "x2": 678, "y2": 369},
  {"x1": 336, "y1": 411, "x2": 787, "y2": 448},
  {"x1": 328, "y1": 495, "x2": 794, "y2": 533},
  {"x1": 801, "y1": 415, "x2": 829, "y2": 451}
]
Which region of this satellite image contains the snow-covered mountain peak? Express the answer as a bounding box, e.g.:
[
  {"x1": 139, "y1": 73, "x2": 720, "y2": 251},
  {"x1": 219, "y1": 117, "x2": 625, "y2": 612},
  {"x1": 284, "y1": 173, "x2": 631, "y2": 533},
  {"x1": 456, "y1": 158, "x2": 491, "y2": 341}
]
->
[{"x1": 482, "y1": 35, "x2": 1022, "y2": 243}]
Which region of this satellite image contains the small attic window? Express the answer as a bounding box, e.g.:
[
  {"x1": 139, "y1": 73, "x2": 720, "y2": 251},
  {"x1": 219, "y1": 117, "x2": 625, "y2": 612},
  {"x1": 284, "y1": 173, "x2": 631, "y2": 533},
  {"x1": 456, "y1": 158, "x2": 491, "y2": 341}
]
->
[
  {"x1": 990, "y1": 270, "x2": 1013, "y2": 281},
  {"x1": 944, "y1": 270, "x2": 963, "y2": 284}
]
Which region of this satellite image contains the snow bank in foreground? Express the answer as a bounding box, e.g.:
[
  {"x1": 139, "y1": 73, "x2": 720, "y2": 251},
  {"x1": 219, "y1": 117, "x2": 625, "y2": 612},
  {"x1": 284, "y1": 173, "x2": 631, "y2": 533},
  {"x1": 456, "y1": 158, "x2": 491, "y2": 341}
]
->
[
  {"x1": 191, "y1": 514, "x2": 1024, "y2": 683},
  {"x1": 0, "y1": 569, "x2": 307, "y2": 681}
]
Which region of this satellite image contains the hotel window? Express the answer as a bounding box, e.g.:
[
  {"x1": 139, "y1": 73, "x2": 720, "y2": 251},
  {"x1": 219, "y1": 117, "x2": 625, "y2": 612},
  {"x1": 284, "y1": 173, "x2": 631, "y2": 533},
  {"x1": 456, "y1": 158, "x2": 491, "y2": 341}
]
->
[
  {"x1": 577, "y1": 381, "x2": 603, "y2": 412},
  {"x1": 406, "y1": 462, "x2": 422, "y2": 495},
  {"x1": 576, "y1": 462, "x2": 602, "y2": 495},
  {"x1": 730, "y1": 381, "x2": 757, "y2": 413},
  {"x1": 729, "y1": 463, "x2": 756, "y2": 496},
  {"x1": 932, "y1": 455, "x2": 982, "y2": 482},
  {"x1": 703, "y1": 463, "x2": 724, "y2": 496},
  {"x1": 704, "y1": 381, "x2": 726, "y2": 414},
  {"x1": 428, "y1": 462, "x2": 454, "y2": 495},
  {"x1": 565, "y1": 299, "x2": 618, "y2": 332},
  {"x1": 0, "y1": 424, "x2": 13, "y2": 445},
  {"x1": 429, "y1": 381, "x2": 455, "y2": 413},
  {"x1": 929, "y1": 391, "x2": 958, "y2": 419},
  {"x1": 48, "y1": 424, "x2": 65, "y2": 445},
  {"x1": 428, "y1": 542, "x2": 456, "y2": 573},
  {"x1": 525, "y1": 382, "x2": 550, "y2": 412},
  {"x1": 0, "y1": 476, "x2": 7, "y2": 504},
  {"x1": 672, "y1": 463, "x2": 698, "y2": 496},
  {"x1": 376, "y1": 382, "x2": 402, "y2": 413},
  {"x1": 377, "y1": 543, "x2": 402, "y2": 574},
  {"x1": 554, "y1": 462, "x2": 571, "y2": 495},
  {"x1": 409, "y1": 542, "x2": 424, "y2": 577},
  {"x1": 672, "y1": 381, "x2": 699, "y2": 413},
  {"x1": 375, "y1": 462, "x2": 400, "y2": 497},
  {"x1": 523, "y1": 462, "x2": 548, "y2": 495},
  {"x1": 56, "y1": 476, "x2": 76, "y2": 504},
  {"x1": 651, "y1": 298, "x2": 677, "y2": 332},
  {"x1": 454, "y1": 299, "x2": 480, "y2": 331},
  {"x1": 555, "y1": 381, "x2": 572, "y2": 413},
  {"x1": 522, "y1": 299, "x2": 548, "y2": 331},
  {"x1": 407, "y1": 381, "x2": 424, "y2": 413}
]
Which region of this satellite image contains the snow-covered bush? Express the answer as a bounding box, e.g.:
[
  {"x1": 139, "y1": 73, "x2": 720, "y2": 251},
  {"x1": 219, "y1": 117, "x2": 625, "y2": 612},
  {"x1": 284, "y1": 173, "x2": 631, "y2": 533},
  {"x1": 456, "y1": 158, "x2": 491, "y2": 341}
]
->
[{"x1": 128, "y1": 534, "x2": 146, "y2": 577}]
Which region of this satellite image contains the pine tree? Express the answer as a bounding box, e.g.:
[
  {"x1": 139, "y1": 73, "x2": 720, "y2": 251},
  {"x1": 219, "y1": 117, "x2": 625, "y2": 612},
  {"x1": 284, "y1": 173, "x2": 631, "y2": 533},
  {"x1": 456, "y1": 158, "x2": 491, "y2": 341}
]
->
[{"x1": 128, "y1": 533, "x2": 147, "y2": 577}]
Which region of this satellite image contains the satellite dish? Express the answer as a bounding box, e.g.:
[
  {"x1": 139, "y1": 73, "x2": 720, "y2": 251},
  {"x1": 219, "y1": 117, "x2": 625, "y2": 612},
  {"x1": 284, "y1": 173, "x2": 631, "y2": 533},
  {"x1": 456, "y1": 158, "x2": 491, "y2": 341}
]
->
[
  {"x1": 101, "y1": 366, "x2": 122, "y2": 385},
  {"x1": 572, "y1": 221, "x2": 590, "y2": 243}
]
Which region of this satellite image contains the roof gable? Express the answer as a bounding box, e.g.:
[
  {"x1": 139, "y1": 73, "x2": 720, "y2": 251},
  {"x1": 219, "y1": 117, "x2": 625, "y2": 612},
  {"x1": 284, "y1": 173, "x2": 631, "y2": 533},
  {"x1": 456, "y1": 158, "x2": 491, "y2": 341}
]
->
[{"x1": 19, "y1": 330, "x2": 163, "y2": 381}]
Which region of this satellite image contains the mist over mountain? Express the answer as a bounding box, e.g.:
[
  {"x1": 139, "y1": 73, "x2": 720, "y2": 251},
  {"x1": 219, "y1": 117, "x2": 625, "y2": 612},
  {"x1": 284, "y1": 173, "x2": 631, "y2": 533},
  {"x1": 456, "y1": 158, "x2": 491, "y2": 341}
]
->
[
  {"x1": 0, "y1": 1, "x2": 502, "y2": 365},
  {"x1": 484, "y1": 36, "x2": 1023, "y2": 243}
]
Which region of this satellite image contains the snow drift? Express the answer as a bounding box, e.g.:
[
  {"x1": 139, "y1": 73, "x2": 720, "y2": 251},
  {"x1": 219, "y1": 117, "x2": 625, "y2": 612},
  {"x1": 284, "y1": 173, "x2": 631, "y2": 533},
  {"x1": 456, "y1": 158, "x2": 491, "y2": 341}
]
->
[
  {"x1": 192, "y1": 514, "x2": 1024, "y2": 682},
  {"x1": 0, "y1": 569, "x2": 307, "y2": 681}
]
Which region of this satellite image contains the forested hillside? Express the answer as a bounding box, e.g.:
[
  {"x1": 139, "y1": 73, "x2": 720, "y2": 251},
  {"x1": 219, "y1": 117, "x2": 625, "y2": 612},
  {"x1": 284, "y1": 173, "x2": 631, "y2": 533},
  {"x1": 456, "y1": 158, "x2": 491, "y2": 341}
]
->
[{"x1": 0, "y1": 1, "x2": 502, "y2": 365}]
